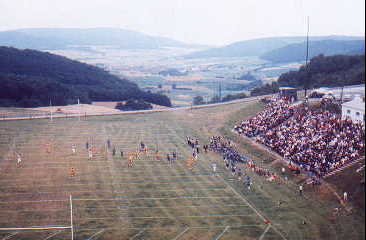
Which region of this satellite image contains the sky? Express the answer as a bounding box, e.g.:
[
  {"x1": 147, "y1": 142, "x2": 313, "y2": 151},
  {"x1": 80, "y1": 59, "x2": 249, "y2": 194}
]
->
[{"x1": 0, "y1": 0, "x2": 364, "y2": 45}]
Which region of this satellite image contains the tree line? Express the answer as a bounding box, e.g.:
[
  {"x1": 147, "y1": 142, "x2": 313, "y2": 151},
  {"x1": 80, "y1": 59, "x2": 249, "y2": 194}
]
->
[
  {"x1": 250, "y1": 54, "x2": 365, "y2": 96},
  {"x1": 0, "y1": 47, "x2": 171, "y2": 108}
]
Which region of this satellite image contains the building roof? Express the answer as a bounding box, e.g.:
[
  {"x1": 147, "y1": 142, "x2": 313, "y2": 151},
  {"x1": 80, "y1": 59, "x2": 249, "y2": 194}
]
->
[
  {"x1": 342, "y1": 95, "x2": 365, "y2": 111},
  {"x1": 279, "y1": 87, "x2": 297, "y2": 90}
]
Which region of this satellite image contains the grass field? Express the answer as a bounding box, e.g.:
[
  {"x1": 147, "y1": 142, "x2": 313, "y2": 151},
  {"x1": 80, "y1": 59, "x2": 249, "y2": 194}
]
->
[{"x1": 0, "y1": 101, "x2": 364, "y2": 240}]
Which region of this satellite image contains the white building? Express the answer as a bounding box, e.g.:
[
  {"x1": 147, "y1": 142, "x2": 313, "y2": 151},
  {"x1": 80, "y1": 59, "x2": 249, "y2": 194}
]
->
[{"x1": 342, "y1": 95, "x2": 365, "y2": 123}]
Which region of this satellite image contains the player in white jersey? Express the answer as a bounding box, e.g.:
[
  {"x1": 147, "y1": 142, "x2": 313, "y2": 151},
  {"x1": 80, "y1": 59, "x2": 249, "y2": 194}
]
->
[
  {"x1": 88, "y1": 149, "x2": 93, "y2": 160},
  {"x1": 16, "y1": 154, "x2": 22, "y2": 167},
  {"x1": 72, "y1": 144, "x2": 76, "y2": 154},
  {"x1": 212, "y1": 163, "x2": 217, "y2": 175}
]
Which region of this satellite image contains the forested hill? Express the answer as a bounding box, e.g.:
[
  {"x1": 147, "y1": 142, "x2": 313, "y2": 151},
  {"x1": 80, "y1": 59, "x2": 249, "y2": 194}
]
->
[
  {"x1": 185, "y1": 36, "x2": 364, "y2": 59},
  {"x1": 251, "y1": 54, "x2": 365, "y2": 96},
  {"x1": 261, "y1": 40, "x2": 365, "y2": 63},
  {"x1": 0, "y1": 47, "x2": 171, "y2": 107},
  {"x1": 278, "y1": 54, "x2": 365, "y2": 88},
  {"x1": 0, "y1": 28, "x2": 189, "y2": 50}
]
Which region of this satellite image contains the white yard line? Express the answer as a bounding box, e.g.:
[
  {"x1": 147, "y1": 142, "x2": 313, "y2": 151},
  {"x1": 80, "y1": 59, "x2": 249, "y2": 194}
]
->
[
  {"x1": 78, "y1": 224, "x2": 264, "y2": 231},
  {"x1": 0, "y1": 180, "x2": 224, "y2": 192},
  {"x1": 0, "y1": 199, "x2": 68, "y2": 204},
  {"x1": 0, "y1": 187, "x2": 226, "y2": 197},
  {"x1": 1, "y1": 232, "x2": 18, "y2": 240},
  {"x1": 0, "y1": 203, "x2": 250, "y2": 213},
  {"x1": 43, "y1": 230, "x2": 63, "y2": 240},
  {"x1": 258, "y1": 225, "x2": 271, "y2": 240},
  {"x1": 0, "y1": 226, "x2": 71, "y2": 231},
  {"x1": 214, "y1": 226, "x2": 230, "y2": 240},
  {"x1": 86, "y1": 229, "x2": 105, "y2": 240},
  {"x1": 117, "y1": 204, "x2": 249, "y2": 210},
  {"x1": 99, "y1": 174, "x2": 218, "y2": 179},
  {"x1": 129, "y1": 229, "x2": 145, "y2": 240},
  {"x1": 79, "y1": 214, "x2": 256, "y2": 221},
  {"x1": 0, "y1": 178, "x2": 222, "y2": 187},
  {"x1": 171, "y1": 227, "x2": 190, "y2": 240},
  {"x1": 73, "y1": 196, "x2": 239, "y2": 201},
  {"x1": 323, "y1": 158, "x2": 364, "y2": 178}
]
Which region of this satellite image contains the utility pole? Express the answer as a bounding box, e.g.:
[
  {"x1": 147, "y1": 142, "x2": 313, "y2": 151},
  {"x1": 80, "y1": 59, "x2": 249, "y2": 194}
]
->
[
  {"x1": 340, "y1": 86, "x2": 344, "y2": 103},
  {"x1": 218, "y1": 81, "x2": 222, "y2": 102},
  {"x1": 78, "y1": 98, "x2": 80, "y2": 121},
  {"x1": 340, "y1": 72, "x2": 346, "y2": 103},
  {"x1": 50, "y1": 99, "x2": 53, "y2": 121},
  {"x1": 304, "y1": 16, "x2": 310, "y2": 99}
]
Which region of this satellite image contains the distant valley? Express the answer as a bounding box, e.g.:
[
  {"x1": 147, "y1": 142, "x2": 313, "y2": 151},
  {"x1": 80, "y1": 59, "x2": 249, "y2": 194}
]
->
[{"x1": 0, "y1": 28, "x2": 364, "y2": 107}]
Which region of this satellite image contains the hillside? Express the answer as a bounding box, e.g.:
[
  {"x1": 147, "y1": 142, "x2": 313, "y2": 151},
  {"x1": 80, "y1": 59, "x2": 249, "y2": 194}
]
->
[
  {"x1": 0, "y1": 28, "x2": 189, "y2": 50},
  {"x1": 261, "y1": 39, "x2": 365, "y2": 63},
  {"x1": 0, "y1": 47, "x2": 171, "y2": 107},
  {"x1": 278, "y1": 54, "x2": 365, "y2": 88},
  {"x1": 251, "y1": 54, "x2": 365, "y2": 96},
  {"x1": 185, "y1": 36, "x2": 364, "y2": 59}
]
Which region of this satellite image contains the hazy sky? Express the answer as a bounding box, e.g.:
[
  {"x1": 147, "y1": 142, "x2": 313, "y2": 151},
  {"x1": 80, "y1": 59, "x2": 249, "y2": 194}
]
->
[{"x1": 0, "y1": 0, "x2": 364, "y2": 45}]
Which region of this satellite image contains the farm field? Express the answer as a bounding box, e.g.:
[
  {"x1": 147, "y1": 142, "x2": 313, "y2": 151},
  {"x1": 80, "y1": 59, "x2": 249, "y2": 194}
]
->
[{"x1": 0, "y1": 100, "x2": 364, "y2": 240}]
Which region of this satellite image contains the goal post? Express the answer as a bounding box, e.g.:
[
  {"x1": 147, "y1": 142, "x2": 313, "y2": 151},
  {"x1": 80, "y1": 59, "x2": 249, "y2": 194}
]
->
[{"x1": 70, "y1": 195, "x2": 74, "y2": 240}]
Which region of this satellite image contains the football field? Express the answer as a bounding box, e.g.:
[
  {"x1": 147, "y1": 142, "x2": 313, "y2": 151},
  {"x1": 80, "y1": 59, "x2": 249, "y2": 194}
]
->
[{"x1": 0, "y1": 101, "x2": 364, "y2": 240}]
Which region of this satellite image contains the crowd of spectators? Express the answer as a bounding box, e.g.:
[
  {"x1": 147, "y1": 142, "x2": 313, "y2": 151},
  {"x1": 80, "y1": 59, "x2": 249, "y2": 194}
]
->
[
  {"x1": 234, "y1": 98, "x2": 365, "y2": 177},
  {"x1": 234, "y1": 99, "x2": 295, "y2": 137}
]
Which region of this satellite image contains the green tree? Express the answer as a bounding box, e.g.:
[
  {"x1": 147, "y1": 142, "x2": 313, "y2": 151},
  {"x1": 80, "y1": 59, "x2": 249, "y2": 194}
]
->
[
  {"x1": 193, "y1": 96, "x2": 205, "y2": 105},
  {"x1": 115, "y1": 99, "x2": 153, "y2": 111},
  {"x1": 209, "y1": 95, "x2": 221, "y2": 104}
]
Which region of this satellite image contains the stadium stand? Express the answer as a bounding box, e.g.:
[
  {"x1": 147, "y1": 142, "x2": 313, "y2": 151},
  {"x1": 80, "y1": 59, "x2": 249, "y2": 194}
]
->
[{"x1": 234, "y1": 98, "x2": 365, "y2": 177}]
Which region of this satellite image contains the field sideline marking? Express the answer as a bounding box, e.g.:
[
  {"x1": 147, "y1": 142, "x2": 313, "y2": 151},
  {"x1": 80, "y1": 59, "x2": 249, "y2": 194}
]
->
[
  {"x1": 129, "y1": 229, "x2": 145, "y2": 240},
  {"x1": 258, "y1": 224, "x2": 271, "y2": 240},
  {"x1": 171, "y1": 227, "x2": 189, "y2": 240},
  {"x1": 219, "y1": 175, "x2": 288, "y2": 240},
  {"x1": 214, "y1": 226, "x2": 230, "y2": 240},
  {"x1": 222, "y1": 180, "x2": 266, "y2": 221},
  {"x1": 86, "y1": 229, "x2": 105, "y2": 240},
  {"x1": 117, "y1": 203, "x2": 250, "y2": 210},
  {"x1": 43, "y1": 230, "x2": 63, "y2": 240}
]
